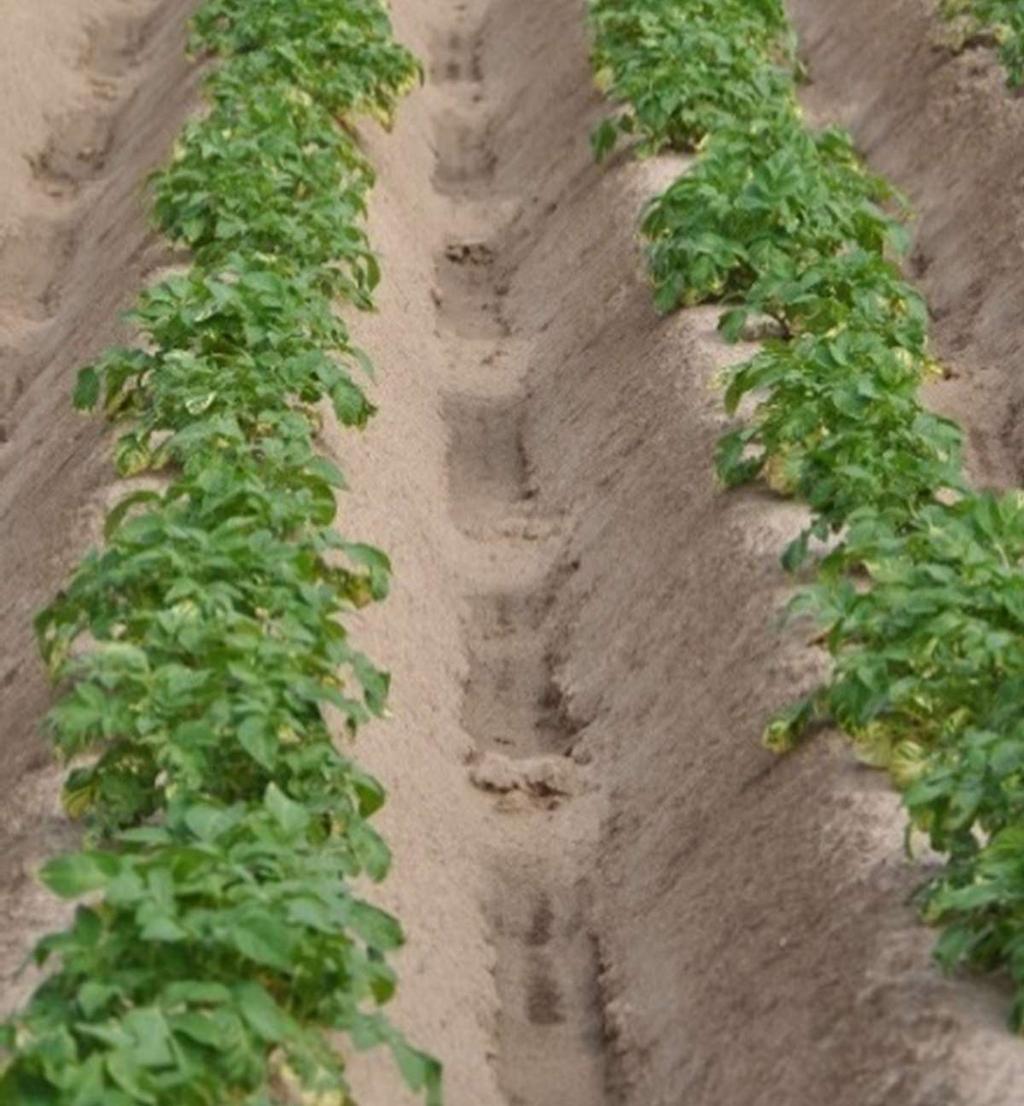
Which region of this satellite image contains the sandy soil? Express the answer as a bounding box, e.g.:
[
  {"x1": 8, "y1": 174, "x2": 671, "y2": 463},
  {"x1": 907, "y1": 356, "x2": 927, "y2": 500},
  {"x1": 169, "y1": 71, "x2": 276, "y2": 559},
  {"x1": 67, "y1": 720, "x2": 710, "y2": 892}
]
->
[
  {"x1": 789, "y1": 0, "x2": 1024, "y2": 492},
  {"x1": 0, "y1": 0, "x2": 201, "y2": 1007},
  {"x1": 339, "y1": 0, "x2": 1024, "y2": 1102},
  {"x1": 5, "y1": 0, "x2": 1024, "y2": 1103}
]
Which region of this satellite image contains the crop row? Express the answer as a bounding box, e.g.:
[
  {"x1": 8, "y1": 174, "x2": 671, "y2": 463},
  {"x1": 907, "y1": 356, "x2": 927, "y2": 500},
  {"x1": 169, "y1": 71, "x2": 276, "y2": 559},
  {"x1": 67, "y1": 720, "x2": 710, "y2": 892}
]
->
[
  {"x1": 0, "y1": 2, "x2": 441, "y2": 1104},
  {"x1": 589, "y1": 0, "x2": 1024, "y2": 1029}
]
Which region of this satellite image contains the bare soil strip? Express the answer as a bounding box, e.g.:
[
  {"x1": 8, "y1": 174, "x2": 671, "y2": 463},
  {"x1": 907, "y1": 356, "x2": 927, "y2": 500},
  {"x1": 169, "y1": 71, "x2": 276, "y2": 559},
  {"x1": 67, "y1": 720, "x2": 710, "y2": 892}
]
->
[
  {"x1": 431, "y1": 7, "x2": 610, "y2": 1102},
  {"x1": 344, "y1": 0, "x2": 1024, "y2": 1102}
]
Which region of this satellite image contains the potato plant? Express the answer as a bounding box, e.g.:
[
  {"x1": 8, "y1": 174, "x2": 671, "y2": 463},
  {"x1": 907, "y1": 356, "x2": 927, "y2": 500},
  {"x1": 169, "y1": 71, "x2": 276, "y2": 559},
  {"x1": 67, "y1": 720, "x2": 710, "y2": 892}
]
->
[
  {"x1": 589, "y1": 0, "x2": 1024, "y2": 1030},
  {"x1": 0, "y1": 2, "x2": 440, "y2": 1104},
  {"x1": 588, "y1": 0, "x2": 795, "y2": 158}
]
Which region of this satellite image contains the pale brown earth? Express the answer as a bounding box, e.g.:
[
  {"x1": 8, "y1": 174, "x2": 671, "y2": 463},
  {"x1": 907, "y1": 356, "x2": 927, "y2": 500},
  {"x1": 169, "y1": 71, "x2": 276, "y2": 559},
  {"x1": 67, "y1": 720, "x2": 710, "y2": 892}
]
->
[
  {"x1": 789, "y1": 0, "x2": 1024, "y2": 491},
  {"x1": 5, "y1": 0, "x2": 1024, "y2": 1104},
  {"x1": 0, "y1": 0, "x2": 202, "y2": 1008}
]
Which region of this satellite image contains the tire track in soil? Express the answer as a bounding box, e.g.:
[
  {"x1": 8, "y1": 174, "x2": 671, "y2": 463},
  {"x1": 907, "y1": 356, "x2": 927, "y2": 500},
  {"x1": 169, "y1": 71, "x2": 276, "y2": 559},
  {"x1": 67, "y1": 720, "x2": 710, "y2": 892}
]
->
[{"x1": 429, "y1": 3, "x2": 613, "y2": 1104}]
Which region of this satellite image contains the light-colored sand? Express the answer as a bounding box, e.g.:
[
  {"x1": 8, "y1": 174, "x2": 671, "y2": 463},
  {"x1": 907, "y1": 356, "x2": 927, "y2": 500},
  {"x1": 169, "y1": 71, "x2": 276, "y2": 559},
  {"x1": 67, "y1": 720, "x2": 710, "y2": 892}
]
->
[
  {"x1": 338, "y1": 0, "x2": 1024, "y2": 1102},
  {"x1": 0, "y1": 0, "x2": 118, "y2": 237},
  {"x1": 789, "y1": 0, "x2": 1024, "y2": 492},
  {"x1": 0, "y1": 0, "x2": 201, "y2": 1009},
  {"x1": 5, "y1": 0, "x2": 1024, "y2": 1104}
]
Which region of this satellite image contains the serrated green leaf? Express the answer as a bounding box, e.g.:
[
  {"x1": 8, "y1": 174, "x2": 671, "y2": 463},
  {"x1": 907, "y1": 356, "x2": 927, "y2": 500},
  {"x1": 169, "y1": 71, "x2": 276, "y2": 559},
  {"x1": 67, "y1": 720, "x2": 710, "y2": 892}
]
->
[{"x1": 40, "y1": 852, "x2": 119, "y2": 899}]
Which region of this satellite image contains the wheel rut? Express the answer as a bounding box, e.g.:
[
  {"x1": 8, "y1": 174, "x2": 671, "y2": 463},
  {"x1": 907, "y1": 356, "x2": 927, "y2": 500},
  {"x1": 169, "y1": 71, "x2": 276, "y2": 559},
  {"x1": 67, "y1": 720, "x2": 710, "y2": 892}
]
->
[{"x1": 429, "y1": 3, "x2": 614, "y2": 1104}]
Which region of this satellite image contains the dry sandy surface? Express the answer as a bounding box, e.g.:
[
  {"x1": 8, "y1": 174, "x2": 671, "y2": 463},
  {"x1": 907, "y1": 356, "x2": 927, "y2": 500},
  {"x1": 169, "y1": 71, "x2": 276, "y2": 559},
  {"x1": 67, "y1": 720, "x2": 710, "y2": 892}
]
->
[
  {"x1": 5, "y1": 0, "x2": 1024, "y2": 1104},
  {"x1": 789, "y1": 0, "x2": 1024, "y2": 491},
  {"x1": 0, "y1": 0, "x2": 202, "y2": 1007}
]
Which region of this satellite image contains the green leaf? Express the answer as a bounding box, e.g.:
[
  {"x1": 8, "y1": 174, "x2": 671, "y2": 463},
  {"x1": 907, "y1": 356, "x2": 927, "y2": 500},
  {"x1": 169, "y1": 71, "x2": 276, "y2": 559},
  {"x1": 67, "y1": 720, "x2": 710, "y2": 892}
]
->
[
  {"x1": 718, "y1": 308, "x2": 748, "y2": 344},
  {"x1": 389, "y1": 1037, "x2": 443, "y2": 1106},
  {"x1": 265, "y1": 783, "x2": 309, "y2": 837},
  {"x1": 73, "y1": 367, "x2": 101, "y2": 411},
  {"x1": 781, "y1": 530, "x2": 810, "y2": 573},
  {"x1": 235, "y1": 981, "x2": 296, "y2": 1044},
  {"x1": 237, "y1": 716, "x2": 277, "y2": 771},
  {"x1": 106, "y1": 1052, "x2": 156, "y2": 1104},
  {"x1": 123, "y1": 1008, "x2": 175, "y2": 1069},
  {"x1": 104, "y1": 490, "x2": 163, "y2": 541},
  {"x1": 308, "y1": 456, "x2": 347, "y2": 489},
  {"x1": 40, "y1": 852, "x2": 119, "y2": 899},
  {"x1": 77, "y1": 981, "x2": 122, "y2": 1018},
  {"x1": 140, "y1": 915, "x2": 188, "y2": 942},
  {"x1": 350, "y1": 901, "x2": 403, "y2": 951},
  {"x1": 230, "y1": 915, "x2": 294, "y2": 972},
  {"x1": 590, "y1": 117, "x2": 620, "y2": 162}
]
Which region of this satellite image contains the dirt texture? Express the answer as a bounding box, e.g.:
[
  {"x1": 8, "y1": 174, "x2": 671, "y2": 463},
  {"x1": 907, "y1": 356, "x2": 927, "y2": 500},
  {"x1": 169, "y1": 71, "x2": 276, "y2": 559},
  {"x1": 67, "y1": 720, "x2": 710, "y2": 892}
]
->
[
  {"x1": 788, "y1": 0, "x2": 1024, "y2": 492},
  {"x1": 6, "y1": 0, "x2": 1024, "y2": 1104},
  {"x1": 340, "y1": 0, "x2": 1024, "y2": 1103},
  {"x1": 0, "y1": 0, "x2": 202, "y2": 1009}
]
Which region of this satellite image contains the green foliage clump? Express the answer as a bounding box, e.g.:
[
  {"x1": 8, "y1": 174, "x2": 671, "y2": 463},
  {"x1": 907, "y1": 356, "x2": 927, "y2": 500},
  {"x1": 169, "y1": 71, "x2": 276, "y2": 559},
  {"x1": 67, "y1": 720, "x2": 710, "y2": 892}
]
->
[{"x1": 589, "y1": 0, "x2": 794, "y2": 157}]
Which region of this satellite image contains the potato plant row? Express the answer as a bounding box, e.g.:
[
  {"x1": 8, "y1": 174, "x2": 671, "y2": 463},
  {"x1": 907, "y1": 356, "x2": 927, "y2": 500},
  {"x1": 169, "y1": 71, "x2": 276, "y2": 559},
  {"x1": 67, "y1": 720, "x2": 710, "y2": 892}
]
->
[
  {"x1": 0, "y1": 2, "x2": 442, "y2": 1103},
  {"x1": 589, "y1": 0, "x2": 1024, "y2": 1030}
]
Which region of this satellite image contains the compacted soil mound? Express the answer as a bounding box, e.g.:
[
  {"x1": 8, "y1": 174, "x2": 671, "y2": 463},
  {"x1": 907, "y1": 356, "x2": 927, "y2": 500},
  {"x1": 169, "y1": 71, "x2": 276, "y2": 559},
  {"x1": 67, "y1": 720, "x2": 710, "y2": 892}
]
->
[{"x1": 5, "y1": 1, "x2": 1024, "y2": 1104}]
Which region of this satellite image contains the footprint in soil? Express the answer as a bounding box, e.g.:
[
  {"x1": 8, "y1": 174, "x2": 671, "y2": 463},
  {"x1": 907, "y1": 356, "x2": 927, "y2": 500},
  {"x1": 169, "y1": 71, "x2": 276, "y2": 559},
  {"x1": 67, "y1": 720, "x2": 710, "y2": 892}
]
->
[
  {"x1": 445, "y1": 241, "x2": 494, "y2": 265},
  {"x1": 528, "y1": 893, "x2": 554, "y2": 946},
  {"x1": 527, "y1": 961, "x2": 565, "y2": 1026}
]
